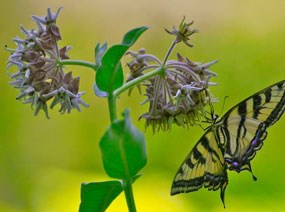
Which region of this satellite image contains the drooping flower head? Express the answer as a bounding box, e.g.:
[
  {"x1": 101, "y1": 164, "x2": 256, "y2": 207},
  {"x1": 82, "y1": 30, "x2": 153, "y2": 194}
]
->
[
  {"x1": 7, "y1": 8, "x2": 88, "y2": 118},
  {"x1": 127, "y1": 19, "x2": 218, "y2": 132}
]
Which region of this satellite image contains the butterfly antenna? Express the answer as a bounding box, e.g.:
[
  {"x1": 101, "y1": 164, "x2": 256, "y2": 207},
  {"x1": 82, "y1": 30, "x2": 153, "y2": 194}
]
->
[
  {"x1": 197, "y1": 123, "x2": 206, "y2": 130},
  {"x1": 209, "y1": 102, "x2": 215, "y2": 119},
  {"x1": 219, "y1": 96, "x2": 229, "y2": 115}
]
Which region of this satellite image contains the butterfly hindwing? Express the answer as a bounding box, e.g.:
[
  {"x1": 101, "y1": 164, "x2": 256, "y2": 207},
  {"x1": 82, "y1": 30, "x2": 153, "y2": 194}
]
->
[
  {"x1": 171, "y1": 129, "x2": 228, "y2": 206},
  {"x1": 221, "y1": 80, "x2": 285, "y2": 173}
]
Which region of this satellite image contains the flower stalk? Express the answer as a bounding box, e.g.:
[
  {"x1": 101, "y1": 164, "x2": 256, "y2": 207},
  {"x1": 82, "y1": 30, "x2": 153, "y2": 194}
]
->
[
  {"x1": 59, "y1": 59, "x2": 97, "y2": 70},
  {"x1": 113, "y1": 66, "x2": 164, "y2": 98}
]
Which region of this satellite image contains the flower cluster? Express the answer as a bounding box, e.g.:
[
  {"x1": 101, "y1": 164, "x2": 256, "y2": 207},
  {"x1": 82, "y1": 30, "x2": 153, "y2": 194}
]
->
[
  {"x1": 7, "y1": 8, "x2": 88, "y2": 118},
  {"x1": 127, "y1": 19, "x2": 218, "y2": 132}
]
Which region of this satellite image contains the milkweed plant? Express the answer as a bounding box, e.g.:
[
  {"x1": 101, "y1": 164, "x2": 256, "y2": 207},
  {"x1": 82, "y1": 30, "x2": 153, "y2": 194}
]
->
[{"x1": 6, "y1": 8, "x2": 218, "y2": 211}]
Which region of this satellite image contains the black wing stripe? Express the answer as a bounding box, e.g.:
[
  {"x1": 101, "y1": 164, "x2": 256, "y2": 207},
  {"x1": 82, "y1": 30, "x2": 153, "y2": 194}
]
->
[
  {"x1": 277, "y1": 81, "x2": 284, "y2": 89},
  {"x1": 185, "y1": 158, "x2": 195, "y2": 169},
  {"x1": 201, "y1": 134, "x2": 224, "y2": 164},
  {"x1": 238, "y1": 101, "x2": 247, "y2": 116},
  {"x1": 235, "y1": 102, "x2": 247, "y2": 154},
  {"x1": 192, "y1": 147, "x2": 204, "y2": 162},
  {"x1": 253, "y1": 94, "x2": 262, "y2": 119},
  {"x1": 264, "y1": 87, "x2": 272, "y2": 103},
  {"x1": 264, "y1": 81, "x2": 285, "y2": 127}
]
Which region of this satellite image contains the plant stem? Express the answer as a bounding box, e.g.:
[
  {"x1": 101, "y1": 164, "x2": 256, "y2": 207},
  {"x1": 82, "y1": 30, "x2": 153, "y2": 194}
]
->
[
  {"x1": 113, "y1": 66, "x2": 164, "y2": 98},
  {"x1": 123, "y1": 178, "x2": 136, "y2": 212},
  {"x1": 58, "y1": 56, "x2": 147, "y2": 212},
  {"x1": 162, "y1": 38, "x2": 177, "y2": 66},
  {"x1": 107, "y1": 93, "x2": 117, "y2": 122},
  {"x1": 58, "y1": 59, "x2": 96, "y2": 70}
]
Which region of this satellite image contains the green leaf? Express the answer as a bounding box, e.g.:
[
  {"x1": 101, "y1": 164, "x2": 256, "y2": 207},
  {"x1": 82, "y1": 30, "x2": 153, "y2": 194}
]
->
[
  {"x1": 122, "y1": 26, "x2": 148, "y2": 46},
  {"x1": 94, "y1": 42, "x2": 107, "y2": 69},
  {"x1": 100, "y1": 110, "x2": 147, "y2": 179},
  {"x1": 95, "y1": 26, "x2": 148, "y2": 93},
  {"x1": 79, "y1": 181, "x2": 123, "y2": 212},
  {"x1": 96, "y1": 45, "x2": 127, "y2": 92},
  {"x1": 78, "y1": 175, "x2": 141, "y2": 212}
]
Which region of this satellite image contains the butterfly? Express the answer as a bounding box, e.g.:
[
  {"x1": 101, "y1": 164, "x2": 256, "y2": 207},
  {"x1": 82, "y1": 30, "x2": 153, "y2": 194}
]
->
[{"x1": 170, "y1": 80, "x2": 285, "y2": 207}]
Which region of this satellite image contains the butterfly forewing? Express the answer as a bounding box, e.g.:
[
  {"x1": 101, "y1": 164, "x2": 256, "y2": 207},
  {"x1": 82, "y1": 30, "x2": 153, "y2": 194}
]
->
[{"x1": 223, "y1": 80, "x2": 285, "y2": 125}]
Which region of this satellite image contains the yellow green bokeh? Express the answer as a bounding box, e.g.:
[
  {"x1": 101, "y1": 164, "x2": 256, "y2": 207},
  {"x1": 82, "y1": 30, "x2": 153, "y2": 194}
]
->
[{"x1": 1, "y1": 1, "x2": 285, "y2": 211}]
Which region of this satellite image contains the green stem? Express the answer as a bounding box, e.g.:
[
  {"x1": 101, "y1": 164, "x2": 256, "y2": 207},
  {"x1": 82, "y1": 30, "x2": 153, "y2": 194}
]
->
[
  {"x1": 111, "y1": 67, "x2": 166, "y2": 212},
  {"x1": 107, "y1": 93, "x2": 117, "y2": 123},
  {"x1": 162, "y1": 38, "x2": 177, "y2": 66},
  {"x1": 58, "y1": 59, "x2": 97, "y2": 70},
  {"x1": 58, "y1": 57, "x2": 142, "y2": 211},
  {"x1": 123, "y1": 178, "x2": 136, "y2": 212},
  {"x1": 113, "y1": 67, "x2": 164, "y2": 98}
]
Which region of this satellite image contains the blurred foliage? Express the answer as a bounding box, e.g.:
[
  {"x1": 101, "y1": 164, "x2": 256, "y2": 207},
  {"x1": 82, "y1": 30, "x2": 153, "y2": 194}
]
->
[{"x1": 0, "y1": 0, "x2": 285, "y2": 211}]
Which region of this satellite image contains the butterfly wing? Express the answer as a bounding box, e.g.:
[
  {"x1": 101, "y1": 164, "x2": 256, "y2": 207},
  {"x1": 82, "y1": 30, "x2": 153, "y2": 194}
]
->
[
  {"x1": 221, "y1": 80, "x2": 285, "y2": 173},
  {"x1": 171, "y1": 129, "x2": 228, "y2": 206},
  {"x1": 171, "y1": 80, "x2": 285, "y2": 207}
]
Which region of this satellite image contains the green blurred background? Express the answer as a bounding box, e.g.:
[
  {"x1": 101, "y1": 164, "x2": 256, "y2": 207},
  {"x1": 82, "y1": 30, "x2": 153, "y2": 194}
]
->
[{"x1": 1, "y1": 0, "x2": 285, "y2": 211}]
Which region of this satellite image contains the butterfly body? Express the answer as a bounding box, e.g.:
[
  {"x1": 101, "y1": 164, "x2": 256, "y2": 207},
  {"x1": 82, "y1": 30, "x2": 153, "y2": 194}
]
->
[{"x1": 171, "y1": 80, "x2": 285, "y2": 207}]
